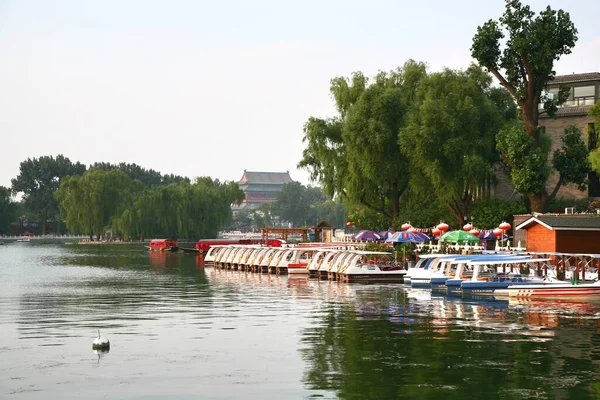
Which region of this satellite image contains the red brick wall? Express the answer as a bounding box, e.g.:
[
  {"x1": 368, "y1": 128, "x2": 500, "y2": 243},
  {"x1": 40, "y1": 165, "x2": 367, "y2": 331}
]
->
[
  {"x1": 526, "y1": 224, "x2": 556, "y2": 252},
  {"x1": 556, "y1": 230, "x2": 600, "y2": 253}
]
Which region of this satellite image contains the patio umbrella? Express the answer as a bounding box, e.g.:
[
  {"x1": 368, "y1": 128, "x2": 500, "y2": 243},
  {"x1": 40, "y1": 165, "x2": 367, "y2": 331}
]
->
[
  {"x1": 377, "y1": 230, "x2": 395, "y2": 240},
  {"x1": 385, "y1": 231, "x2": 430, "y2": 243},
  {"x1": 440, "y1": 230, "x2": 479, "y2": 244},
  {"x1": 478, "y1": 231, "x2": 508, "y2": 240},
  {"x1": 353, "y1": 230, "x2": 382, "y2": 241}
]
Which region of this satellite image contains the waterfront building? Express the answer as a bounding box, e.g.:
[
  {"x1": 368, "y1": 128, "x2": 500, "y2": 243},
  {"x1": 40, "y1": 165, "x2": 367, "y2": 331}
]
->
[
  {"x1": 232, "y1": 170, "x2": 295, "y2": 212},
  {"x1": 515, "y1": 214, "x2": 600, "y2": 253},
  {"x1": 493, "y1": 72, "x2": 600, "y2": 201},
  {"x1": 541, "y1": 72, "x2": 600, "y2": 199}
]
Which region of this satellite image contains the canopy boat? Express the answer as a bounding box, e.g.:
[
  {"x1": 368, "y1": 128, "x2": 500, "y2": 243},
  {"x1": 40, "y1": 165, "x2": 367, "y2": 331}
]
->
[
  {"x1": 409, "y1": 254, "x2": 458, "y2": 287},
  {"x1": 431, "y1": 254, "x2": 541, "y2": 290},
  {"x1": 338, "y1": 251, "x2": 405, "y2": 283},
  {"x1": 458, "y1": 257, "x2": 554, "y2": 295},
  {"x1": 147, "y1": 239, "x2": 179, "y2": 252}
]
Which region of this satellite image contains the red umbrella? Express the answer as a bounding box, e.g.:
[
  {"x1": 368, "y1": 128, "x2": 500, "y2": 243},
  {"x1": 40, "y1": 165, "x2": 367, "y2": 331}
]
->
[{"x1": 24, "y1": 231, "x2": 32, "y2": 236}]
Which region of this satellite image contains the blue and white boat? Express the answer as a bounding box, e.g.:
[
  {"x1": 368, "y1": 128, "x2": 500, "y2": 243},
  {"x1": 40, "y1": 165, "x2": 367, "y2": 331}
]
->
[
  {"x1": 432, "y1": 254, "x2": 536, "y2": 291},
  {"x1": 409, "y1": 254, "x2": 457, "y2": 287},
  {"x1": 459, "y1": 257, "x2": 555, "y2": 295}
]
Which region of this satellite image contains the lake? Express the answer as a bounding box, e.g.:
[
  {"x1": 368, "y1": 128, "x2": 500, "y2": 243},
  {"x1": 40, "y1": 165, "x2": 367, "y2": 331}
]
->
[{"x1": 1, "y1": 243, "x2": 600, "y2": 399}]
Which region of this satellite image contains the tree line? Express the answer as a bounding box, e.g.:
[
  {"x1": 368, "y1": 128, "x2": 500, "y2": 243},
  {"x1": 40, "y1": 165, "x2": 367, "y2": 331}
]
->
[
  {"x1": 1, "y1": 156, "x2": 346, "y2": 238},
  {"x1": 1, "y1": 157, "x2": 244, "y2": 239},
  {"x1": 298, "y1": 0, "x2": 600, "y2": 231}
]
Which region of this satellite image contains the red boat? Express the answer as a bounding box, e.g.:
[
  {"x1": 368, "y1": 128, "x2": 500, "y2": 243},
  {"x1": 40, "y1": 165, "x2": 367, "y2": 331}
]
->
[{"x1": 147, "y1": 239, "x2": 179, "y2": 252}]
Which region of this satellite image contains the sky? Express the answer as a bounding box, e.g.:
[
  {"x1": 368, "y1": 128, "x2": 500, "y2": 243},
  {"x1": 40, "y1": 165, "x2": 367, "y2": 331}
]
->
[{"x1": 1, "y1": 0, "x2": 599, "y2": 189}]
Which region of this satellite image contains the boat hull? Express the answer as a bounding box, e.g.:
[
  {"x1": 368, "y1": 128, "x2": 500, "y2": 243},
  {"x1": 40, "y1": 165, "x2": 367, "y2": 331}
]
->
[{"x1": 505, "y1": 283, "x2": 600, "y2": 298}]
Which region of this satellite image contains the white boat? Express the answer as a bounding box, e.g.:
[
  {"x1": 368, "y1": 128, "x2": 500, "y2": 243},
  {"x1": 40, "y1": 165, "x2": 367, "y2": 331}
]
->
[
  {"x1": 16, "y1": 236, "x2": 31, "y2": 242},
  {"x1": 338, "y1": 251, "x2": 406, "y2": 282},
  {"x1": 458, "y1": 257, "x2": 555, "y2": 295}
]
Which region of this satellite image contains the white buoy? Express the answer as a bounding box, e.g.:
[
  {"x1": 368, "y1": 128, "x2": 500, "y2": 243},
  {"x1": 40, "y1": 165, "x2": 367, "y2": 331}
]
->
[{"x1": 92, "y1": 330, "x2": 110, "y2": 350}]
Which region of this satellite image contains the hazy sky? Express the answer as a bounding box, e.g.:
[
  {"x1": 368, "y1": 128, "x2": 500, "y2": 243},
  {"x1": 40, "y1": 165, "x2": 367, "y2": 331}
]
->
[{"x1": 1, "y1": 0, "x2": 599, "y2": 188}]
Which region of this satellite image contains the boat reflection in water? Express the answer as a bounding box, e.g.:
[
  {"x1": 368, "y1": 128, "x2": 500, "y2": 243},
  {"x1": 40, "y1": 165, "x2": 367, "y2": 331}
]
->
[{"x1": 298, "y1": 284, "x2": 600, "y2": 399}]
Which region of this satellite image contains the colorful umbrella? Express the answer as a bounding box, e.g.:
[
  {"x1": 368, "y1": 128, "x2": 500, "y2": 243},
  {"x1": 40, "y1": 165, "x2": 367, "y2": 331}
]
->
[
  {"x1": 478, "y1": 231, "x2": 508, "y2": 240},
  {"x1": 440, "y1": 230, "x2": 480, "y2": 244},
  {"x1": 353, "y1": 230, "x2": 382, "y2": 241},
  {"x1": 385, "y1": 231, "x2": 430, "y2": 243},
  {"x1": 377, "y1": 230, "x2": 395, "y2": 240}
]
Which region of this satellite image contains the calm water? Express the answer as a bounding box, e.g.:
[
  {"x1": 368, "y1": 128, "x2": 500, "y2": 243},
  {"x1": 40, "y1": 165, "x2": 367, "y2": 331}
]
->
[{"x1": 2, "y1": 244, "x2": 600, "y2": 399}]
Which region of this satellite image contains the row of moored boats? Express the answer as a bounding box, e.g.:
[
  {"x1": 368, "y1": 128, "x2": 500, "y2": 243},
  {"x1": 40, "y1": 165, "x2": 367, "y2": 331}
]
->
[{"x1": 203, "y1": 244, "x2": 600, "y2": 298}]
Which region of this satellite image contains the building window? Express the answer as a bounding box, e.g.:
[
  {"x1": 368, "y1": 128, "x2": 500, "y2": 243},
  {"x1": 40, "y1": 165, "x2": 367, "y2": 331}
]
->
[
  {"x1": 564, "y1": 85, "x2": 596, "y2": 106},
  {"x1": 574, "y1": 86, "x2": 595, "y2": 97}
]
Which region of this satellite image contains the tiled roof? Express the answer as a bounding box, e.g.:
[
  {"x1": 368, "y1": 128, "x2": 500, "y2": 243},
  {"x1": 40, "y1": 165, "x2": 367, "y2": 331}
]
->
[
  {"x1": 539, "y1": 105, "x2": 593, "y2": 118},
  {"x1": 239, "y1": 171, "x2": 294, "y2": 185},
  {"x1": 550, "y1": 72, "x2": 600, "y2": 85},
  {"x1": 516, "y1": 216, "x2": 600, "y2": 230}
]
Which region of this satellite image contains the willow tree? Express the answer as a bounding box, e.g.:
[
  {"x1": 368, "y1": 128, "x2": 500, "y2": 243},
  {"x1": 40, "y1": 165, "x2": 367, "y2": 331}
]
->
[
  {"x1": 400, "y1": 67, "x2": 502, "y2": 226},
  {"x1": 298, "y1": 60, "x2": 427, "y2": 229},
  {"x1": 471, "y1": 0, "x2": 578, "y2": 212},
  {"x1": 113, "y1": 178, "x2": 244, "y2": 240},
  {"x1": 55, "y1": 169, "x2": 140, "y2": 239}
]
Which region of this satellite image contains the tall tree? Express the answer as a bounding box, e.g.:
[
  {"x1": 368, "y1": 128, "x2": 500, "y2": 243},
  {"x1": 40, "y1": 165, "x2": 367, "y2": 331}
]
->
[
  {"x1": 497, "y1": 122, "x2": 589, "y2": 201},
  {"x1": 588, "y1": 103, "x2": 600, "y2": 173},
  {"x1": 112, "y1": 178, "x2": 244, "y2": 240},
  {"x1": 276, "y1": 182, "x2": 327, "y2": 227},
  {"x1": 12, "y1": 155, "x2": 86, "y2": 234},
  {"x1": 399, "y1": 67, "x2": 502, "y2": 225},
  {"x1": 299, "y1": 60, "x2": 427, "y2": 229},
  {"x1": 0, "y1": 186, "x2": 17, "y2": 234},
  {"x1": 55, "y1": 169, "x2": 141, "y2": 239},
  {"x1": 471, "y1": 0, "x2": 578, "y2": 212},
  {"x1": 91, "y1": 162, "x2": 189, "y2": 187}
]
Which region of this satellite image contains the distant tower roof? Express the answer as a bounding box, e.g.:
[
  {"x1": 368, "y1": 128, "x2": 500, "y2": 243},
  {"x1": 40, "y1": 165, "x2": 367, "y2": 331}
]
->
[{"x1": 239, "y1": 171, "x2": 295, "y2": 185}]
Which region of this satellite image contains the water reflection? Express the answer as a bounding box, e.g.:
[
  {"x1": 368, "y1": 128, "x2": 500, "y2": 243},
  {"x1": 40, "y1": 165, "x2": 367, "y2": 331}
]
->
[
  {"x1": 300, "y1": 285, "x2": 600, "y2": 399},
  {"x1": 3, "y1": 244, "x2": 600, "y2": 399}
]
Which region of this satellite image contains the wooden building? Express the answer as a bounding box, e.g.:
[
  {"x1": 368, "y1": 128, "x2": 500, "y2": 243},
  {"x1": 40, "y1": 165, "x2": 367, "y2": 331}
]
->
[{"x1": 515, "y1": 215, "x2": 600, "y2": 253}]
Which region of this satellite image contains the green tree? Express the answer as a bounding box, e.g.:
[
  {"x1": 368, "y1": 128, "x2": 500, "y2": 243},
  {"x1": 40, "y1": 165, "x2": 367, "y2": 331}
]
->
[
  {"x1": 12, "y1": 155, "x2": 86, "y2": 234},
  {"x1": 113, "y1": 178, "x2": 244, "y2": 240},
  {"x1": 471, "y1": 0, "x2": 578, "y2": 212},
  {"x1": 276, "y1": 182, "x2": 327, "y2": 227},
  {"x1": 55, "y1": 169, "x2": 141, "y2": 239},
  {"x1": 299, "y1": 60, "x2": 427, "y2": 229},
  {"x1": 0, "y1": 186, "x2": 17, "y2": 234},
  {"x1": 471, "y1": 198, "x2": 528, "y2": 229},
  {"x1": 91, "y1": 162, "x2": 190, "y2": 187},
  {"x1": 497, "y1": 122, "x2": 589, "y2": 201},
  {"x1": 400, "y1": 67, "x2": 502, "y2": 225},
  {"x1": 588, "y1": 103, "x2": 600, "y2": 173}
]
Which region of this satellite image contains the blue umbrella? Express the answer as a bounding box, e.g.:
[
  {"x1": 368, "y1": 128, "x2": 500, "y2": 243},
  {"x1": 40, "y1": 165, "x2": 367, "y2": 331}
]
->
[
  {"x1": 385, "y1": 231, "x2": 430, "y2": 243},
  {"x1": 353, "y1": 230, "x2": 382, "y2": 241}
]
